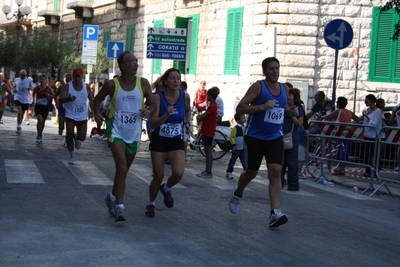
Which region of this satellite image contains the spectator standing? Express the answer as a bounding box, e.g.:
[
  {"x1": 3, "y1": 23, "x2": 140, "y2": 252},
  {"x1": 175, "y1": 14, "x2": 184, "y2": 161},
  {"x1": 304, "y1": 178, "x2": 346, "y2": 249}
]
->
[
  {"x1": 193, "y1": 80, "x2": 207, "y2": 116},
  {"x1": 307, "y1": 91, "x2": 326, "y2": 134},
  {"x1": 181, "y1": 81, "x2": 190, "y2": 159},
  {"x1": 225, "y1": 113, "x2": 247, "y2": 179},
  {"x1": 229, "y1": 57, "x2": 292, "y2": 228},
  {"x1": 13, "y1": 69, "x2": 34, "y2": 134},
  {"x1": 196, "y1": 88, "x2": 219, "y2": 178},
  {"x1": 362, "y1": 94, "x2": 382, "y2": 177},
  {"x1": 320, "y1": 96, "x2": 360, "y2": 175},
  {"x1": 281, "y1": 88, "x2": 304, "y2": 191},
  {"x1": 214, "y1": 87, "x2": 224, "y2": 124},
  {"x1": 390, "y1": 103, "x2": 400, "y2": 171}
]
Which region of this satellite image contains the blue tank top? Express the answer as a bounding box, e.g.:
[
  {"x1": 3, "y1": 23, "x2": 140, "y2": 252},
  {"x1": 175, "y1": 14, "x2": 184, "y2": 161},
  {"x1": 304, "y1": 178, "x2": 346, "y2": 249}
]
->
[
  {"x1": 246, "y1": 81, "x2": 288, "y2": 140},
  {"x1": 154, "y1": 91, "x2": 185, "y2": 140}
]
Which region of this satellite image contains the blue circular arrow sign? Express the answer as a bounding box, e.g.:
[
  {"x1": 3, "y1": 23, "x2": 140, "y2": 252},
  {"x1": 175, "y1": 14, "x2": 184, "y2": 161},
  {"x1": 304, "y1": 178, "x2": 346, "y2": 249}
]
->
[{"x1": 324, "y1": 19, "x2": 353, "y2": 50}]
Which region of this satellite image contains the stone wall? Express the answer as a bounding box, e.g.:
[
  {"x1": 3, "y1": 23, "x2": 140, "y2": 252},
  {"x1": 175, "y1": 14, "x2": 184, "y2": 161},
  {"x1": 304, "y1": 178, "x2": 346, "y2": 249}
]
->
[{"x1": 27, "y1": 0, "x2": 400, "y2": 119}]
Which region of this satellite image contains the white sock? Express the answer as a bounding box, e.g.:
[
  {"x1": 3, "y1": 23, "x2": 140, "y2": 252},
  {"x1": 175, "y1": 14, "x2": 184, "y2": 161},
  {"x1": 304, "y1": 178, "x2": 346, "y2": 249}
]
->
[
  {"x1": 163, "y1": 184, "x2": 171, "y2": 192},
  {"x1": 109, "y1": 193, "x2": 116, "y2": 202},
  {"x1": 116, "y1": 204, "x2": 124, "y2": 209},
  {"x1": 17, "y1": 124, "x2": 21, "y2": 127},
  {"x1": 148, "y1": 201, "x2": 155, "y2": 206}
]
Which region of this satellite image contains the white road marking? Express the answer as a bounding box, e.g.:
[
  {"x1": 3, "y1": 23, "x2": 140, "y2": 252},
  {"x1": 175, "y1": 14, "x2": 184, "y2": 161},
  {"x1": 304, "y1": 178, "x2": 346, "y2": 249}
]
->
[
  {"x1": 5, "y1": 159, "x2": 44, "y2": 184},
  {"x1": 64, "y1": 161, "x2": 113, "y2": 185}
]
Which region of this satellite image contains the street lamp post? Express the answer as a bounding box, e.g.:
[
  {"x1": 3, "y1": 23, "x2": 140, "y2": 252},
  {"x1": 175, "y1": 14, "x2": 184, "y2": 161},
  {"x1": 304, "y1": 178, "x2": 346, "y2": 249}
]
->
[{"x1": 2, "y1": 0, "x2": 31, "y2": 75}]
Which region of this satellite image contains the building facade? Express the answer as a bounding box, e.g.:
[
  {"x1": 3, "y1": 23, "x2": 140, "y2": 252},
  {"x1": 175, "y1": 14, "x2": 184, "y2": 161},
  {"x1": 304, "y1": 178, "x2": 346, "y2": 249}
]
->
[{"x1": 0, "y1": 0, "x2": 399, "y2": 118}]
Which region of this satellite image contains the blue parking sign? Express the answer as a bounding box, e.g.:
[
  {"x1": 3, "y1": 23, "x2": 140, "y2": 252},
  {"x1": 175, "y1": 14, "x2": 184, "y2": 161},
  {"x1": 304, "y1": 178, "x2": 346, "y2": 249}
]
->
[{"x1": 83, "y1": 25, "x2": 99, "y2": 41}]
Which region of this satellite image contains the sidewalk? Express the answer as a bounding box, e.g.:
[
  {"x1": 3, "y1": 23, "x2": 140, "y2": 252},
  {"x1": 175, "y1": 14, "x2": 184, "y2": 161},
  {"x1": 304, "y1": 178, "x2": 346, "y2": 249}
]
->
[{"x1": 306, "y1": 165, "x2": 400, "y2": 198}]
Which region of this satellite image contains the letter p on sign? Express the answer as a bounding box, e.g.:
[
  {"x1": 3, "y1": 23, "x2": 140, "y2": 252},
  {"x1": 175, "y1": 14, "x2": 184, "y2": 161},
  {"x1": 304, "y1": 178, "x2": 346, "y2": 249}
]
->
[{"x1": 83, "y1": 25, "x2": 99, "y2": 41}]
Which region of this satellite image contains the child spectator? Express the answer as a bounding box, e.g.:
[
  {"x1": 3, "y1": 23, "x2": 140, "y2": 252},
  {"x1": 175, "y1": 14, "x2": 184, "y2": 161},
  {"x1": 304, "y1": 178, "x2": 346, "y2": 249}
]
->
[
  {"x1": 196, "y1": 87, "x2": 219, "y2": 178},
  {"x1": 226, "y1": 113, "x2": 247, "y2": 179},
  {"x1": 323, "y1": 99, "x2": 333, "y2": 117}
]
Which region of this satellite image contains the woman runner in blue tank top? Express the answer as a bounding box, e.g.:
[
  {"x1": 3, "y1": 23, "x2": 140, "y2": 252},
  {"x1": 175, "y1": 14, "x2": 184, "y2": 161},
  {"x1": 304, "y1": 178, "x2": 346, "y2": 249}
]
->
[{"x1": 146, "y1": 68, "x2": 191, "y2": 218}]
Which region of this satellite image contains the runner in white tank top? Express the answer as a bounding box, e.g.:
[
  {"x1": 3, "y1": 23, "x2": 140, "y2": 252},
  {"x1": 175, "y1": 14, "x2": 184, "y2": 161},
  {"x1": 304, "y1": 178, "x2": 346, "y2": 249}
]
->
[
  {"x1": 59, "y1": 68, "x2": 94, "y2": 165},
  {"x1": 93, "y1": 51, "x2": 156, "y2": 222}
]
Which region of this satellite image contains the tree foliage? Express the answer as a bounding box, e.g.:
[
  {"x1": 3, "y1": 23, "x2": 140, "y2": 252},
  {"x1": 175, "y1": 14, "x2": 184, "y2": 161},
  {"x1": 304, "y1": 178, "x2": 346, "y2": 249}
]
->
[
  {"x1": 59, "y1": 45, "x2": 85, "y2": 74},
  {"x1": 19, "y1": 30, "x2": 63, "y2": 75},
  {"x1": 0, "y1": 33, "x2": 16, "y2": 68},
  {"x1": 381, "y1": 0, "x2": 400, "y2": 40}
]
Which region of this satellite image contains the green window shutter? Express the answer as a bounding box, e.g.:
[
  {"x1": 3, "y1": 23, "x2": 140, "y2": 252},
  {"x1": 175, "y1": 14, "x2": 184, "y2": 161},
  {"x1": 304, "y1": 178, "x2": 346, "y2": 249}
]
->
[
  {"x1": 224, "y1": 7, "x2": 243, "y2": 75},
  {"x1": 54, "y1": 0, "x2": 60, "y2": 12},
  {"x1": 188, "y1": 14, "x2": 200, "y2": 74},
  {"x1": 153, "y1": 20, "x2": 164, "y2": 74},
  {"x1": 126, "y1": 24, "x2": 135, "y2": 52},
  {"x1": 103, "y1": 28, "x2": 111, "y2": 48},
  {"x1": 174, "y1": 17, "x2": 189, "y2": 74},
  {"x1": 369, "y1": 7, "x2": 400, "y2": 83},
  {"x1": 395, "y1": 41, "x2": 400, "y2": 81},
  {"x1": 66, "y1": 35, "x2": 73, "y2": 48}
]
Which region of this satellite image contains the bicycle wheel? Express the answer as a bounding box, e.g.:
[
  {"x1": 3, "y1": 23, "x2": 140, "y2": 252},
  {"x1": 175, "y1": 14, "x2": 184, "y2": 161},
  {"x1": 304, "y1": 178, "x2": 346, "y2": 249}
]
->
[{"x1": 199, "y1": 129, "x2": 230, "y2": 160}]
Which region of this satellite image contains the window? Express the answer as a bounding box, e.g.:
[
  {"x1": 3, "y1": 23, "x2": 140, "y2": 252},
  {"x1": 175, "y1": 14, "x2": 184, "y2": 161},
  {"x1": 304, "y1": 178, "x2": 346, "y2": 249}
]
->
[
  {"x1": 103, "y1": 28, "x2": 111, "y2": 48},
  {"x1": 224, "y1": 7, "x2": 243, "y2": 75},
  {"x1": 369, "y1": 7, "x2": 400, "y2": 83},
  {"x1": 126, "y1": 24, "x2": 135, "y2": 52},
  {"x1": 153, "y1": 20, "x2": 164, "y2": 74},
  {"x1": 66, "y1": 35, "x2": 73, "y2": 48},
  {"x1": 54, "y1": 0, "x2": 60, "y2": 12}
]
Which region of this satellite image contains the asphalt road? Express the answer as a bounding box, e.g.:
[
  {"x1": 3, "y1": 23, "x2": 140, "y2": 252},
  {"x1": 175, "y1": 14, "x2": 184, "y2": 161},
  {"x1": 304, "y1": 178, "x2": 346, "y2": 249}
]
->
[{"x1": 1, "y1": 111, "x2": 399, "y2": 267}]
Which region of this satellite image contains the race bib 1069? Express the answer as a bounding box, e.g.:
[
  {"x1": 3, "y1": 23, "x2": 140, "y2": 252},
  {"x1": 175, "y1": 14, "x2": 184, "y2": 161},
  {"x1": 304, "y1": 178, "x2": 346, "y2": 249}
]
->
[{"x1": 264, "y1": 107, "x2": 284, "y2": 124}]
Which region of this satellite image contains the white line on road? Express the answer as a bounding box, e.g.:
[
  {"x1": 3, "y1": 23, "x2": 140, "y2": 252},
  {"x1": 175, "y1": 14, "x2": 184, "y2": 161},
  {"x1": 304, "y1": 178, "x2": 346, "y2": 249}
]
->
[
  {"x1": 5, "y1": 159, "x2": 44, "y2": 184},
  {"x1": 63, "y1": 161, "x2": 113, "y2": 186}
]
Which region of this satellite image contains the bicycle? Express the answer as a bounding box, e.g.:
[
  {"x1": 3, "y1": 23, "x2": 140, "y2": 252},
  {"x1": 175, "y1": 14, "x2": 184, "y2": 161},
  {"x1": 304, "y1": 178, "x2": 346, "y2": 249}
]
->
[{"x1": 187, "y1": 108, "x2": 231, "y2": 160}]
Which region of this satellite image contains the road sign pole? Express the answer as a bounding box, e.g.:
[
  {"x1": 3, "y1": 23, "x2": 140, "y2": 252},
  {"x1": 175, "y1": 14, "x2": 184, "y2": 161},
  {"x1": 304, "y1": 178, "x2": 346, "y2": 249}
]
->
[
  {"x1": 113, "y1": 59, "x2": 116, "y2": 75},
  {"x1": 332, "y1": 49, "x2": 339, "y2": 107},
  {"x1": 352, "y1": 24, "x2": 361, "y2": 113}
]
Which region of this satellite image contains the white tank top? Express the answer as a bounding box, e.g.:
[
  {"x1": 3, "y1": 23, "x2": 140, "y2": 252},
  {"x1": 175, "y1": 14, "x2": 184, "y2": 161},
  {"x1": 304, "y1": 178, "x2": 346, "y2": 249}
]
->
[{"x1": 64, "y1": 82, "x2": 88, "y2": 121}]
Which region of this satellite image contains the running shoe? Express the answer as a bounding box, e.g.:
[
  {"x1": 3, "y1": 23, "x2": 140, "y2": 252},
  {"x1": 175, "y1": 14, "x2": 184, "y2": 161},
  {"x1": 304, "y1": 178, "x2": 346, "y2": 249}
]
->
[
  {"x1": 68, "y1": 154, "x2": 76, "y2": 164},
  {"x1": 160, "y1": 183, "x2": 174, "y2": 208},
  {"x1": 226, "y1": 172, "x2": 233, "y2": 179},
  {"x1": 16, "y1": 126, "x2": 21, "y2": 134},
  {"x1": 58, "y1": 129, "x2": 63, "y2": 136},
  {"x1": 36, "y1": 135, "x2": 42, "y2": 143},
  {"x1": 145, "y1": 204, "x2": 155, "y2": 218},
  {"x1": 229, "y1": 187, "x2": 241, "y2": 214},
  {"x1": 104, "y1": 194, "x2": 116, "y2": 217},
  {"x1": 114, "y1": 207, "x2": 126, "y2": 222},
  {"x1": 298, "y1": 173, "x2": 306, "y2": 179},
  {"x1": 196, "y1": 171, "x2": 213, "y2": 178},
  {"x1": 26, "y1": 121, "x2": 30, "y2": 125},
  {"x1": 74, "y1": 134, "x2": 81, "y2": 149},
  {"x1": 394, "y1": 166, "x2": 399, "y2": 172},
  {"x1": 269, "y1": 209, "x2": 288, "y2": 228},
  {"x1": 0, "y1": 120, "x2": 3, "y2": 124}
]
